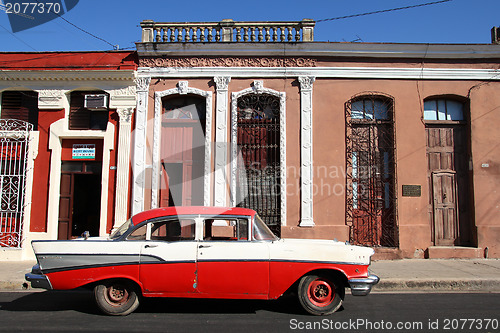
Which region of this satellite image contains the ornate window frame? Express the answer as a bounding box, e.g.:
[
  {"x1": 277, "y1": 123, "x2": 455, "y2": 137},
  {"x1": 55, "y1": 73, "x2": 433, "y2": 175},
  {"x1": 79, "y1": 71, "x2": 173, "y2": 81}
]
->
[
  {"x1": 230, "y1": 80, "x2": 287, "y2": 226},
  {"x1": 151, "y1": 81, "x2": 213, "y2": 208}
]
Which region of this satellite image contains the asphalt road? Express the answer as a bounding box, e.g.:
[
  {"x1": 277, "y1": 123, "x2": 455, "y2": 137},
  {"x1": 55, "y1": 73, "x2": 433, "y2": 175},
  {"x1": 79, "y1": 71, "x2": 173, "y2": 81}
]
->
[{"x1": 0, "y1": 291, "x2": 499, "y2": 332}]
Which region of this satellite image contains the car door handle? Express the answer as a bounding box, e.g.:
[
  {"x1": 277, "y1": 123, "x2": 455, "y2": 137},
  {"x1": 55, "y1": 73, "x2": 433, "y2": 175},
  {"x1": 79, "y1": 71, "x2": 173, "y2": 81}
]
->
[
  {"x1": 145, "y1": 244, "x2": 158, "y2": 248},
  {"x1": 198, "y1": 244, "x2": 211, "y2": 248}
]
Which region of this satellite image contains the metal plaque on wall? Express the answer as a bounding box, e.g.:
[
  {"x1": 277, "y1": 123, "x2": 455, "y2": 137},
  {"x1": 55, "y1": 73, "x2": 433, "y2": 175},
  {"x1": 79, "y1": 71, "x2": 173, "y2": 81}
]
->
[{"x1": 402, "y1": 185, "x2": 421, "y2": 197}]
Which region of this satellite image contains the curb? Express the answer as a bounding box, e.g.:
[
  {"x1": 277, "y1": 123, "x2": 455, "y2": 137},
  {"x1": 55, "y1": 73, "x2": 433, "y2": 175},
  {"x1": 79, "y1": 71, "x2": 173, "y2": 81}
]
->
[{"x1": 374, "y1": 279, "x2": 500, "y2": 292}]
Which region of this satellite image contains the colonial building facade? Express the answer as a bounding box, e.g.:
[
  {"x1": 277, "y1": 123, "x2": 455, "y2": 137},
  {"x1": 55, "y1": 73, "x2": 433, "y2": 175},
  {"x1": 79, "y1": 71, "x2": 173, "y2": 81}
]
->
[
  {"x1": 0, "y1": 51, "x2": 137, "y2": 260},
  {"x1": 133, "y1": 20, "x2": 500, "y2": 259},
  {"x1": 2, "y1": 21, "x2": 500, "y2": 261}
]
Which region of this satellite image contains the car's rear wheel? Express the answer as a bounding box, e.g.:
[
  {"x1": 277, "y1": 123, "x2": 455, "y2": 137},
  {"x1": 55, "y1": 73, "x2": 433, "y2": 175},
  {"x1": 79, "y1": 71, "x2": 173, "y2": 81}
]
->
[
  {"x1": 298, "y1": 274, "x2": 343, "y2": 315},
  {"x1": 94, "y1": 280, "x2": 139, "y2": 316}
]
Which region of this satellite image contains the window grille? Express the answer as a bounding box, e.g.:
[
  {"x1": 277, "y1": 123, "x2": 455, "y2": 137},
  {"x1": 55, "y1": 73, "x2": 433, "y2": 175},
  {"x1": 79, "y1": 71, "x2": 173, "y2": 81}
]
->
[
  {"x1": 236, "y1": 93, "x2": 281, "y2": 236},
  {"x1": 345, "y1": 93, "x2": 398, "y2": 247}
]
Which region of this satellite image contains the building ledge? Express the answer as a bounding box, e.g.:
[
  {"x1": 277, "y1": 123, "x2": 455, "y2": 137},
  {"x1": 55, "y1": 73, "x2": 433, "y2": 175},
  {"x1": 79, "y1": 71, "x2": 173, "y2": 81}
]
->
[{"x1": 136, "y1": 41, "x2": 500, "y2": 59}]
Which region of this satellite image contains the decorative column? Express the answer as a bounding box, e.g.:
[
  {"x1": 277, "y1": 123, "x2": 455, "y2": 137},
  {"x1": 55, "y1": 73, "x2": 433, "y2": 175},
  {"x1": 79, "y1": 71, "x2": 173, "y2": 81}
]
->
[
  {"x1": 113, "y1": 107, "x2": 134, "y2": 229},
  {"x1": 298, "y1": 76, "x2": 315, "y2": 227},
  {"x1": 132, "y1": 77, "x2": 150, "y2": 215},
  {"x1": 214, "y1": 76, "x2": 231, "y2": 206}
]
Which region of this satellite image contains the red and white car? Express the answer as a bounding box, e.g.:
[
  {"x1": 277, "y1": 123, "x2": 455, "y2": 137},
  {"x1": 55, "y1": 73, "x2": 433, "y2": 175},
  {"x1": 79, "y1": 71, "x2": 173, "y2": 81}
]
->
[{"x1": 26, "y1": 206, "x2": 379, "y2": 316}]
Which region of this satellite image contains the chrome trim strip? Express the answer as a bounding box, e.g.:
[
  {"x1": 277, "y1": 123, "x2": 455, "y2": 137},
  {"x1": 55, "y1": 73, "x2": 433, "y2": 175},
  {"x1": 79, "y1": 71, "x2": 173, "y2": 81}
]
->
[
  {"x1": 348, "y1": 274, "x2": 380, "y2": 296},
  {"x1": 270, "y1": 259, "x2": 367, "y2": 266}
]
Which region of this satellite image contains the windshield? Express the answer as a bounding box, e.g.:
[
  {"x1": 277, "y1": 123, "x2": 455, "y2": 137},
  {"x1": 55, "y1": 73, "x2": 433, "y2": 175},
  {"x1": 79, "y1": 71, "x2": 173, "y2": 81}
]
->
[
  {"x1": 252, "y1": 214, "x2": 278, "y2": 241},
  {"x1": 110, "y1": 219, "x2": 134, "y2": 240}
]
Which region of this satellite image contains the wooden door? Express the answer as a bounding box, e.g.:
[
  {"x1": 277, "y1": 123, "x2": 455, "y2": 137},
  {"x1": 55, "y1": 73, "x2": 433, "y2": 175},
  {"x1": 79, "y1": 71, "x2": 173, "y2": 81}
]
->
[
  {"x1": 160, "y1": 121, "x2": 204, "y2": 207},
  {"x1": 58, "y1": 173, "x2": 73, "y2": 240},
  {"x1": 426, "y1": 125, "x2": 471, "y2": 245},
  {"x1": 432, "y1": 172, "x2": 458, "y2": 245}
]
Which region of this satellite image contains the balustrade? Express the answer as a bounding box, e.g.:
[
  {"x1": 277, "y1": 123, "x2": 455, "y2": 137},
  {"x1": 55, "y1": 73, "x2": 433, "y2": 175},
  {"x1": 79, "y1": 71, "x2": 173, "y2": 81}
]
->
[{"x1": 141, "y1": 19, "x2": 315, "y2": 43}]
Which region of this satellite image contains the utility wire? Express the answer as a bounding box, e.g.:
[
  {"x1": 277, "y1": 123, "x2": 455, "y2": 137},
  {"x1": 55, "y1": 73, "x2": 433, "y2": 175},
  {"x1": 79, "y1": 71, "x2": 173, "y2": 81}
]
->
[
  {"x1": 317, "y1": 0, "x2": 453, "y2": 23},
  {"x1": 55, "y1": 13, "x2": 116, "y2": 49},
  {"x1": 31, "y1": 0, "x2": 117, "y2": 49},
  {"x1": 0, "y1": 23, "x2": 37, "y2": 51}
]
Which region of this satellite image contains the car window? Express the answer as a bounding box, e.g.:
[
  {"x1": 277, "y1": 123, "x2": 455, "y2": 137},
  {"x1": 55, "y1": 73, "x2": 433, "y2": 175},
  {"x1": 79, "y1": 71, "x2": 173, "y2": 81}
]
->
[
  {"x1": 110, "y1": 219, "x2": 134, "y2": 240},
  {"x1": 253, "y1": 214, "x2": 278, "y2": 241},
  {"x1": 127, "y1": 224, "x2": 147, "y2": 240},
  {"x1": 203, "y1": 218, "x2": 248, "y2": 241},
  {"x1": 150, "y1": 219, "x2": 195, "y2": 241}
]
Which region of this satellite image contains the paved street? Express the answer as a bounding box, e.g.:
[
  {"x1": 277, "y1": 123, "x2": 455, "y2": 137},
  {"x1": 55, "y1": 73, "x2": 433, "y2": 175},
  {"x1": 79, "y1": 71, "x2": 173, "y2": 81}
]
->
[{"x1": 0, "y1": 291, "x2": 499, "y2": 332}]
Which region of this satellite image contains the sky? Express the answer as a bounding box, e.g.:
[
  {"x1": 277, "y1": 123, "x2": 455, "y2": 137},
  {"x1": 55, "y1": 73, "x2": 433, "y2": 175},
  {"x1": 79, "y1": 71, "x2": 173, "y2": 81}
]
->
[{"x1": 0, "y1": 0, "x2": 498, "y2": 52}]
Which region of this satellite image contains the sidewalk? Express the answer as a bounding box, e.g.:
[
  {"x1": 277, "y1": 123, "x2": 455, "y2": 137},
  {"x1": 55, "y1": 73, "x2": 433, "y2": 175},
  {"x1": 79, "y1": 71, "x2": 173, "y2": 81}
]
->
[
  {"x1": 1, "y1": 259, "x2": 500, "y2": 292},
  {"x1": 371, "y1": 259, "x2": 500, "y2": 292}
]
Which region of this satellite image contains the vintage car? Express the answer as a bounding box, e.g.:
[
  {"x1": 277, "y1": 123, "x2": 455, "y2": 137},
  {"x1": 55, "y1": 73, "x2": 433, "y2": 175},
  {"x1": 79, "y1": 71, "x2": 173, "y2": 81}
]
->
[{"x1": 26, "y1": 206, "x2": 379, "y2": 316}]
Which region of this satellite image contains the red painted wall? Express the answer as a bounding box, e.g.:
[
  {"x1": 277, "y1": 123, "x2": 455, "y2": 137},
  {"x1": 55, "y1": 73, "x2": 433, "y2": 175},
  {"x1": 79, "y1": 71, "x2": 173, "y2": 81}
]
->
[
  {"x1": 9, "y1": 51, "x2": 138, "y2": 233},
  {"x1": 107, "y1": 111, "x2": 120, "y2": 233},
  {"x1": 30, "y1": 109, "x2": 65, "y2": 232}
]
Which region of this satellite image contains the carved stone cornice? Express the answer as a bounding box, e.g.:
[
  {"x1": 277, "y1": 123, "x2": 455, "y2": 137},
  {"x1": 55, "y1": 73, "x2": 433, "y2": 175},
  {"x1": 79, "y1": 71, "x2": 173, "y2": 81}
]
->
[
  {"x1": 135, "y1": 77, "x2": 151, "y2": 92},
  {"x1": 214, "y1": 76, "x2": 231, "y2": 91},
  {"x1": 108, "y1": 86, "x2": 137, "y2": 108},
  {"x1": 139, "y1": 56, "x2": 317, "y2": 68},
  {"x1": 36, "y1": 89, "x2": 64, "y2": 109},
  {"x1": 252, "y1": 80, "x2": 264, "y2": 93},
  {"x1": 108, "y1": 85, "x2": 136, "y2": 96},
  {"x1": 298, "y1": 76, "x2": 316, "y2": 91},
  {"x1": 177, "y1": 81, "x2": 188, "y2": 94},
  {"x1": 117, "y1": 107, "x2": 134, "y2": 123}
]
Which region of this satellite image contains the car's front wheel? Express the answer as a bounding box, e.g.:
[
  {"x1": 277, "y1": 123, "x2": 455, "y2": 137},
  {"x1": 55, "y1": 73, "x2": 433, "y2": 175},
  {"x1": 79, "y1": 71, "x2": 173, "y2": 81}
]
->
[
  {"x1": 94, "y1": 280, "x2": 140, "y2": 316},
  {"x1": 298, "y1": 274, "x2": 343, "y2": 315}
]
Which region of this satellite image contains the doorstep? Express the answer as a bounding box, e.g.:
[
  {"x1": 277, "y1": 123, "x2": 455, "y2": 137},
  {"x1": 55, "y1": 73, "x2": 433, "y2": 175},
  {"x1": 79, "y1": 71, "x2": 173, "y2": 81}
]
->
[{"x1": 426, "y1": 246, "x2": 484, "y2": 259}]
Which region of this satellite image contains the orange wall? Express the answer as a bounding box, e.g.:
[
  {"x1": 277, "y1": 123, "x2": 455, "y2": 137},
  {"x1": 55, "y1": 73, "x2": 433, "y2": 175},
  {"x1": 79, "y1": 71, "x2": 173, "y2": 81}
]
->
[{"x1": 145, "y1": 72, "x2": 500, "y2": 257}]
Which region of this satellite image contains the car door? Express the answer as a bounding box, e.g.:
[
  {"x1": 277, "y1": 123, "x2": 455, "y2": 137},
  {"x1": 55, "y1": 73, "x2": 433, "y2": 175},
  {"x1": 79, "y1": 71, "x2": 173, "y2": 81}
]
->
[
  {"x1": 139, "y1": 218, "x2": 198, "y2": 295},
  {"x1": 196, "y1": 217, "x2": 270, "y2": 297}
]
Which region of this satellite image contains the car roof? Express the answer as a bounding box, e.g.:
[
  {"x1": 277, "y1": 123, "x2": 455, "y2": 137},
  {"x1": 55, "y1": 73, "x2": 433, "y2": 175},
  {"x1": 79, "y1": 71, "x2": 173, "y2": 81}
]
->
[{"x1": 131, "y1": 206, "x2": 257, "y2": 224}]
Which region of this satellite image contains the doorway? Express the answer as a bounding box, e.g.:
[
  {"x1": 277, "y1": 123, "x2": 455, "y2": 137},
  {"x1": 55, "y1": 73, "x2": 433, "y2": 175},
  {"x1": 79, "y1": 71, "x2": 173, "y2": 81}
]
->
[
  {"x1": 426, "y1": 125, "x2": 471, "y2": 245},
  {"x1": 424, "y1": 98, "x2": 472, "y2": 246},
  {"x1": 58, "y1": 162, "x2": 102, "y2": 239},
  {"x1": 159, "y1": 95, "x2": 206, "y2": 207},
  {"x1": 345, "y1": 94, "x2": 397, "y2": 247}
]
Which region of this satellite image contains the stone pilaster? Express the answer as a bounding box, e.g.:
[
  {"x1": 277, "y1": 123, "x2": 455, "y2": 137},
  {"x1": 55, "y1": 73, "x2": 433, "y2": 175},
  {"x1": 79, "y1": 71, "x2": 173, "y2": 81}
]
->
[
  {"x1": 298, "y1": 76, "x2": 315, "y2": 227},
  {"x1": 214, "y1": 76, "x2": 231, "y2": 206},
  {"x1": 113, "y1": 107, "x2": 134, "y2": 229},
  {"x1": 132, "y1": 77, "x2": 150, "y2": 215}
]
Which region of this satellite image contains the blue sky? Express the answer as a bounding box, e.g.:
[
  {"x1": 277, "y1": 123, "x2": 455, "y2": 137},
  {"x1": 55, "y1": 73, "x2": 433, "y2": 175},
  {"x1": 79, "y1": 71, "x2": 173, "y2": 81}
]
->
[{"x1": 0, "y1": 0, "x2": 498, "y2": 52}]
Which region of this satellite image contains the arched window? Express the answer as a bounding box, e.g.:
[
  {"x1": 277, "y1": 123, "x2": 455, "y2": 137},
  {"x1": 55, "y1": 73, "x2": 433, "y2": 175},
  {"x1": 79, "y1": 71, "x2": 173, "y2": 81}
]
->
[
  {"x1": 345, "y1": 93, "x2": 397, "y2": 247},
  {"x1": 423, "y1": 98, "x2": 464, "y2": 121},
  {"x1": 351, "y1": 97, "x2": 391, "y2": 120},
  {"x1": 236, "y1": 93, "x2": 281, "y2": 236},
  {"x1": 163, "y1": 95, "x2": 206, "y2": 122}
]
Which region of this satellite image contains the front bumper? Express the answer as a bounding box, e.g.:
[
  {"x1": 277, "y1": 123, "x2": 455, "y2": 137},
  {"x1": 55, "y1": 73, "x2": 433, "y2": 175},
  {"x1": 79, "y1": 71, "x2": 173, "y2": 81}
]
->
[
  {"x1": 348, "y1": 274, "x2": 380, "y2": 296},
  {"x1": 25, "y1": 264, "x2": 52, "y2": 290}
]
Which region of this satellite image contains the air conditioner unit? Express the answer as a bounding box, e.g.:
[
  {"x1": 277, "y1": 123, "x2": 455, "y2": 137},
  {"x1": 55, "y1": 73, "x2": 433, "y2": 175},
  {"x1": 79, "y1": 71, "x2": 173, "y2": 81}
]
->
[{"x1": 84, "y1": 94, "x2": 108, "y2": 110}]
